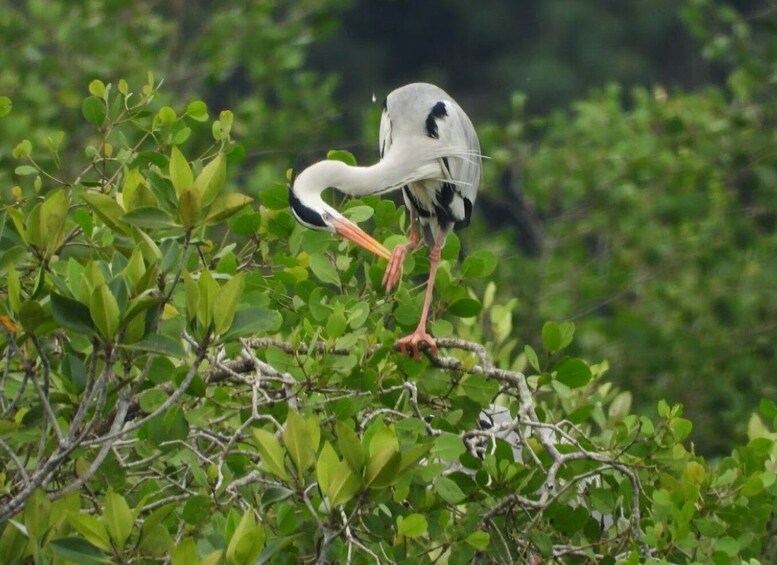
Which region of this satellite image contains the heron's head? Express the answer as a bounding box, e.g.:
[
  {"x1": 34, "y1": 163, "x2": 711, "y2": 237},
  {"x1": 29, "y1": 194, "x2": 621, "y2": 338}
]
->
[{"x1": 289, "y1": 169, "x2": 391, "y2": 260}]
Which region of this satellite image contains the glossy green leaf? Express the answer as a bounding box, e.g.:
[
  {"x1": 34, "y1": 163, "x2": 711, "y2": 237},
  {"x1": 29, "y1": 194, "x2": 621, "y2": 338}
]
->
[
  {"x1": 186, "y1": 100, "x2": 209, "y2": 121},
  {"x1": 197, "y1": 269, "x2": 218, "y2": 329},
  {"x1": 121, "y1": 207, "x2": 177, "y2": 230},
  {"x1": 253, "y1": 429, "x2": 289, "y2": 481},
  {"x1": 226, "y1": 510, "x2": 265, "y2": 565},
  {"x1": 465, "y1": 530, "x2": 490, "y2": 550},
  {"x1": 90, "y1": 284, "x2": 120, "y2": 339},
  {"x1": 434, "y1": 476, "x2": 466, "y2": 504},
  {"x1": 432, "y1": 433, "x2": 466, "y2": 462},
  {"x1": 448, "y1": 297, "x2": 482, "y2": 318},
  {"x1": 0, "y1": 96, "x2": 11, "y2": 117},
  {"x1": 336, "y1": 422, "x2": 365, "y2": 473},
  {"x1": 316, "y1": 442, "x2": 338, "y2": 494},
  {"x1": 309, "y1": 254, "x2": 339, "y2": 286},
  {"x1": 67, "y1": 512, "x2": 111, "y2": 551},
  {"x1": 365, "y1": 447, "x2": 401, "y2": 489},
  {"x1": 169, "y1": 146, "x2": 193, "y2": 196},
  {"x1": 397, "y1": 514, "x2": 427, "y2": 538},
  {"x1": 18, "y1": 300, "x2": 47, "y2": 333},
  {"x1": 51, "y1": 293, "x2": 95, "y2": 334},
  {"x1": 204, "y1": 193, "x2": 253, "y2": 225},
  {"x1": 81, "y1": 192, "x2": 130, "y2": 234},
  {"x1": 461, "y1": 249, "x2": 497, "y2": 279},
  {"x1": 24, "y1": 488, "x2": 51, "y2": 540},
  {"x1": 49, "y1": 538, "x2": 108, "y2": 565},
  {"x1": 104, "y1": 489, "x2": 133, "y2": 551},
  {"x1": 120, "y1": 334, "x2": 185, "y2": 358},
  {"x1": 178, "y1": 188, "x2": 201, "y2": 229},
  {"x1": 214, "y1": 273, "x2": 245, "y2": 335},
  {"x1": 220, "y1": 307, "x2": 282, "y2": 341},
  {"x1": 195, "y1": 153, "x2": 226, "y2": 206},
  {"x1": 542, "y1": 321, "x2": 562, "y2": 353},
  {"x1": 82, "y1": 96, "x2": 105, "y2": 127},
  {"x1": 326, "y1": 149, "x2": 357, "y2": 166},
  {"x1": 171, "y1": 537, "x2": 198, "y2": 565},
  {"x1": 283, "y1": 410, "x2": 314, "y2": 474},
  {"x1": 555, "y1": 358, "x2": 592, "y2": 388},
  {"x1": 328, "y1": 460, "x2": 362, "y2": 507}
]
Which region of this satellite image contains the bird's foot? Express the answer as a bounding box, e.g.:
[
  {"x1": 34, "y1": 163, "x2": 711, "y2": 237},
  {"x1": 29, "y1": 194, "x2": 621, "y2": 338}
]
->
[
  {"x1": 396, "y1": 329, "x2": 438, "y2": 360},
  {"x1": 382, "y1": 245, "x2": 407, "y2": 293}
]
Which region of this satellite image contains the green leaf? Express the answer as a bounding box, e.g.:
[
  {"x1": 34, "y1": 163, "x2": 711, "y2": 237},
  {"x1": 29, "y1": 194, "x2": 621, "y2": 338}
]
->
[
  {"x1": 197, "y1": 269, "x2": 218, "y2": 329},
  {"x1": 461, "y1": 374, "x2": 499, "y2": 404},
  {"x1": 195, "y1": 153, "x2": 226, "y2": 206},
  {"x1": 172, "y1": 537, "x2": 198, "y2": 565},
  {"x1": 258, "y1": 182, "x2": 290, "y2": 210},
  {"x1": 670, "y1": 418, "x2": 693, "y2": 442},
  {"x1": 541, "y1": 321, "x2": 562, "y2": 353},
  {"x1": 365, "y1": 447, "x2": 401, "y2": 489},
  {"x1": 0, "y1": 96, "x2": 11, "y2": 117},
  {"x1": 66, "y1": 513, "x2": 112, "y2": 553},
  {"x1": 226, "y1": 510, "x2": 265, "y2": 565},
  {"x1": 328, "y1": 460, "x2": 362, "y2": 507},
  {"x1": 88, "y1": 79, "x2": 106, "y2": 98},
  {"x1": 18, "y1": 300, "x2": 47, "y2": 333},
  {"x1": 434, "y1": 476, "x2": 466, "y2": 504},
  {"x1": 253, "y1": 429, "x2": 289, "y2": 480},
  {"x1": 82, "y1": 96, "x2": 106, "y2": 127},
  {"x1": 524, "y1": 344, "x2": 540, "y2": 372},
  {"x1": 327, "y1": 149, "x2": 357, "y2": 166},
  {"x1": 204, "y1": 193, "x2": 253, "y2": 225},
  {"x1": 432, "y1": 433, "x2": 466, "y2": 462},
  {"x1": 214, "y1": 273, "x2": 245, "y2": 335},
  {"x1": 169, "y1": 146, "x2": 193, "y2": 196},
  {"x1": 24, "y1": 488, "x2": 51, "y2": 540},
  {"x1": 398, "y1": 443, "x2": 432, "y2": 474},
  {"x1": 336, "y1": 422, "x2": 365, "y2": 473},
  {"x1": 309, "y1": 254, "x2": 340, "y2": 286},
  {"x1": 326, "y1": 312, "x2": 347, "y2": 339},
  {"x1": 465, "y1": 530, "x2": 490, "y2": 550},
  {"x1": 397, "y1": 514, "x2": 427, "y2": 538},
  {"x1": 179, "y1": 188, "x2": 201, "y2": 229},
  {"x1": 121, "y1": 207, "x2": 177, "y2": 230},
  {"x1": 448, "y1": 297, "x2": 482, "y2": 318},
  {"x1": 104, "y1": 489, "x2": 133, "y2": 552},
  {"x1": 120, "y1": 334, "x2": 185, "y2": 358},
  {"x1": 51, "y1": 293, "x2": 95, "y2": 334},
  {"x1": 186, "y1": 100, "x2": 209, "y2": 122},
  {"x1": 284, "y1": 410, "x2": 314, "y2": 474},
  {"x1": 14, "y1": 165, "x2": 37, "y2": 176},
  {"x1": 90, "y1": 284, "x2": 120, "y2": 339},
  {"x1": 155, "y1": 106, "x2": 176, "y2": 127},
  {"x1": 555, "y1": 358, "x2": 592, "y2": 388},
  {"x1": 316, "y1": 442, "x2": 338, "y2": 494},
  {"x1": 49, "y1": 538, "x2": 108, "y2": 565},
  {"x1": 220, "y1": 307, "x2": 282, "y2": 341},
  {"x1": 13, "y1": 139, "x2": 32, "y2": 159},
  {"x1": 343, "y1": 205, "x2": 374, "y2": 222},
  {"x1": 81, "y1": 192, "x2": 130, "y2": 234},
  {"x1": 461, "y1": 249, "x2": 498, "y2": 279}
]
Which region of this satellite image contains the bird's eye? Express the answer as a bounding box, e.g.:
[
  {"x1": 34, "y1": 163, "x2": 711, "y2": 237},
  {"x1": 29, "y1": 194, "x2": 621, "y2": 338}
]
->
[{"x1": 322, "y1": 212, "x2": 331, "y2": 221}]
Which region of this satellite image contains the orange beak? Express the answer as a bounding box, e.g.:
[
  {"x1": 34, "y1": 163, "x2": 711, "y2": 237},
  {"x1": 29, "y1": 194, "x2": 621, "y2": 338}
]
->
[{"x1": 332, "y1": 217, "x2": 391, "y2": 260}]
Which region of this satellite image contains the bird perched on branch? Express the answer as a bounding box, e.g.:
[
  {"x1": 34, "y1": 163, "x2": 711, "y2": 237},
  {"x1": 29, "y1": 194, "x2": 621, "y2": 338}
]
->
[{"x1": 290, "y1": 82, "x2": 481, "y2": 358}]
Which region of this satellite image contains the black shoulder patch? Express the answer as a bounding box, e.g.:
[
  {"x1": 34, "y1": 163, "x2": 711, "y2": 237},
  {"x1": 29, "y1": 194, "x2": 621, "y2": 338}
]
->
[
  {"x1": 425, "y1": 101, "x2": 448, "y2": 139},
  {"x1": 403, "y1": 186, "x2": 431, "y2": 218},
  {"x1": 382, "y1": 97, "x2": 388, "y2": 111},
  {"x1": 289, "y1": 189, "x2": 327, "y2": 228}
]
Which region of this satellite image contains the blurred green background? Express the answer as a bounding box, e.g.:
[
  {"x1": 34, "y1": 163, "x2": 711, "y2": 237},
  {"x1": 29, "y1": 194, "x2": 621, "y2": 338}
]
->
[{"x1": 1, "y1": 0, "x2": 775, "y2": 455}]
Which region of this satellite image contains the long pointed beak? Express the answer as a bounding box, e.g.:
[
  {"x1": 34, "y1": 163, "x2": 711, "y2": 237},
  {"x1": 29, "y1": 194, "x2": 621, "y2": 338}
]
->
[{"x1": 332, "y1": 217, "x2": 391, "y2": 260}]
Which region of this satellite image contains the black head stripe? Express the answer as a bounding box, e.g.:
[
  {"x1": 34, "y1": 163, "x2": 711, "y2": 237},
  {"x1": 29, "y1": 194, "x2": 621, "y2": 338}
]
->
[
  {"x1": 289, "y1": 190, "x2": 327, "y2": 228},
  {"x1": 425, "y1": 101, "x2": 448, "y2": 139}
]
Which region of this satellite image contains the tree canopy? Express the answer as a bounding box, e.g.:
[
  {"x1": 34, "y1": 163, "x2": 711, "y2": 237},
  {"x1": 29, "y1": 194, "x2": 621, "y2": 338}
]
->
[{"x1": 1, "y1": 0, "x2": 776, "y2": 563}]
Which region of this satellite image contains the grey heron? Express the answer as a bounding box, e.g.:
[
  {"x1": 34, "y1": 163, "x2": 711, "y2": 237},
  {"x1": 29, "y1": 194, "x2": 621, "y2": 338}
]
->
[{"x1": 290, "y1": 82, "x2": 481, "y2": 358}]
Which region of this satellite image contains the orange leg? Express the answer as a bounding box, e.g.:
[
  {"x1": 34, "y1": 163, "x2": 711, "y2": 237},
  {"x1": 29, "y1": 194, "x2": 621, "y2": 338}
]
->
[
  {"x1": 396, "y1": 231, "x2": 443, "y2": 360},
  {"x1": 382, "y1": 208, "x2": 421, "y2": 293}
]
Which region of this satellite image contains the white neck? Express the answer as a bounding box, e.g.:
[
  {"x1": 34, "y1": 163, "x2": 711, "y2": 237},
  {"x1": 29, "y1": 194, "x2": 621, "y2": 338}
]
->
[{"x1": 292, "y1": 146, "x2": 446, "y2": 206}]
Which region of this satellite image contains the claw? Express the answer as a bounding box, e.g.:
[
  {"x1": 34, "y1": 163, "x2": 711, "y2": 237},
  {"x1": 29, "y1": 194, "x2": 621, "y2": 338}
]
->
[{"x1": 396, "y1": 330, "x2": 438, "y2": 360}]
